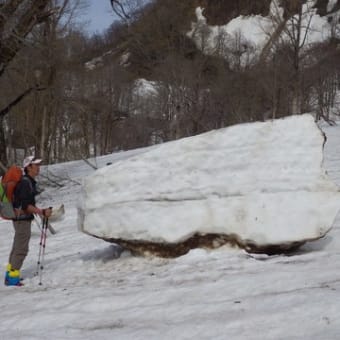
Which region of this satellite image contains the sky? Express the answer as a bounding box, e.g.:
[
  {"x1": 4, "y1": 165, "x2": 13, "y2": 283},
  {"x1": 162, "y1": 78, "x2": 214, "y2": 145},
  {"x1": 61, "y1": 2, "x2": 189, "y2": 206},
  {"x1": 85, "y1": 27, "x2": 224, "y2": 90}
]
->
[
  {"x1": 81, "y1": 0, "x2": 116, "y2": 34},
  {"x1": 0, "y1": 115, "x2": 340, "y2": 339}
]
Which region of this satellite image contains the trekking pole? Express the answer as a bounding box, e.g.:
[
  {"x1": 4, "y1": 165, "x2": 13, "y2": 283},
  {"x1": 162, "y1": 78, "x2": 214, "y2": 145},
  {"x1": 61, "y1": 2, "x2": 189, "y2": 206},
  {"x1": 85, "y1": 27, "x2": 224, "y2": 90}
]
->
[
  {"x1": 36, "y1": 217, "x2": 45, "y2": 276},
  {"x1": 37, "y1": 217, "x2": 48, "y2": 285},
  {"x1": 34, "y1": 215, "x2": 56, "y2": 235}
]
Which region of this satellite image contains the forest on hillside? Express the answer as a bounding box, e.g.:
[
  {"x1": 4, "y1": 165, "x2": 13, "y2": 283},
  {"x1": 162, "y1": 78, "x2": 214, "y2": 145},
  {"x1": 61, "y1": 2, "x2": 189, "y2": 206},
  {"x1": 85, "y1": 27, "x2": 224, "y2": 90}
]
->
[{"x1": 0, "y1": 0, "x2": 340, "y2": 169}]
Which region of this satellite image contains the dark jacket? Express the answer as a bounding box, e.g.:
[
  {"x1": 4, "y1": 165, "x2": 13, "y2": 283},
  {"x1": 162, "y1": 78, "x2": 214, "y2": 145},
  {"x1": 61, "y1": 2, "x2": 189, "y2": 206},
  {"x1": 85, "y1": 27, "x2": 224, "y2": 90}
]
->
[{"x1": 13, "y1": 175, "x2": 38, "y2": 221}]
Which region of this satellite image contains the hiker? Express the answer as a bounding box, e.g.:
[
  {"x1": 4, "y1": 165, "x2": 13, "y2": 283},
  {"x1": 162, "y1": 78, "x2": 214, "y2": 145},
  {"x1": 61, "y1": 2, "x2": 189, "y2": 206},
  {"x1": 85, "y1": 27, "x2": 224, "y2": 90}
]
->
[{"x1": 5, "y1": 156, "x2": 52, "y2": 286}]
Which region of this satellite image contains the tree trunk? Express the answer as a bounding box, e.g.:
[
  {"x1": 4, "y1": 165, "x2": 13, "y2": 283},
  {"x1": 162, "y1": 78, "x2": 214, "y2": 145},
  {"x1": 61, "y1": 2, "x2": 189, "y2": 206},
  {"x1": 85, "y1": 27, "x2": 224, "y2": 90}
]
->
[
  {"x1": 40, "y1": 105, "x2": 47, "y2": 160},
  {"x1": 0, "y1": 116, "x2": 8, "y2": 170}
]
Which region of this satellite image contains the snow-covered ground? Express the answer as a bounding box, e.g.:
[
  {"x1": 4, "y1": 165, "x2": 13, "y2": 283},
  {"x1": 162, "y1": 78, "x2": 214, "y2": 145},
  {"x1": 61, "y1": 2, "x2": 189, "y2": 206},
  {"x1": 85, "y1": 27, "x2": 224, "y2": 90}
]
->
[{"x1": 1, "y1": 120, "x2": 340, "y2": 339}]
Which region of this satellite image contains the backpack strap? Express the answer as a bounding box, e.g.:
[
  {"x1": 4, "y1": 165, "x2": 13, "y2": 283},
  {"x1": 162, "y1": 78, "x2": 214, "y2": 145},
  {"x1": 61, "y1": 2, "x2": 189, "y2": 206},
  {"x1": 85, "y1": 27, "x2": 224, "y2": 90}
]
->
[
  {"x1": 0, "y1": 183, "x2": 7, "y2": 202},
  {"x1": 12, "y1": 176, "x2": 35, "y2": 221}
]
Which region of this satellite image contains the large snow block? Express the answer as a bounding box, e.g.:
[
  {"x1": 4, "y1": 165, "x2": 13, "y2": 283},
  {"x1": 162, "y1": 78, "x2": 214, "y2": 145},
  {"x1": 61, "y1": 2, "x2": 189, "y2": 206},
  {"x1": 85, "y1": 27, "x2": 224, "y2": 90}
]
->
[{"x1": 78, "y1": 114, "x2": 340, "y2": 256}]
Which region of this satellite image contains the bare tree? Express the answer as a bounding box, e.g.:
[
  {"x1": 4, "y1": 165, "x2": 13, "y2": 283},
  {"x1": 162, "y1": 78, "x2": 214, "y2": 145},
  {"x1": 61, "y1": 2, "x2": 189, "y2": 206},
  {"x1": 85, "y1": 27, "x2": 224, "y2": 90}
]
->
[
  {"x1": 110, "y1": 0, "x2": 146, "y2": 23},
  {"x1": 0, "y1": 0, "x2": 53, "y2": 167},
  {"x1": 258, "y1": 0, "x2": 318, "y2": 117},
  {"x1": 34, "y1": 0, "x2": 89, "y2": 161},
  {"x1": 0, "y1": 0, "x2": 91, "y2": 166}
]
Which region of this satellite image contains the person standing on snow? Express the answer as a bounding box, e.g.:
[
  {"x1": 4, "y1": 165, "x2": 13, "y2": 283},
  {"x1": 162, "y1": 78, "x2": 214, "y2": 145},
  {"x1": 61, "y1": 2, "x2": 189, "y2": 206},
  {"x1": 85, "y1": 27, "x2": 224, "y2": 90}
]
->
[{"x1": 5, "y1": 156, "x2": 52, "y2": 286}]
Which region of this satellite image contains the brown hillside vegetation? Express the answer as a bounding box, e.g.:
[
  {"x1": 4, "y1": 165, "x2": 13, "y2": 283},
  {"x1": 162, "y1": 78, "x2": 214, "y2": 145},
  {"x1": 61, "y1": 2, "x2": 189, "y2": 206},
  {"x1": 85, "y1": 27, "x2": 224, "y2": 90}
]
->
[{"x1": 1, "y1": 0, "x2": 340, "y2": 164}]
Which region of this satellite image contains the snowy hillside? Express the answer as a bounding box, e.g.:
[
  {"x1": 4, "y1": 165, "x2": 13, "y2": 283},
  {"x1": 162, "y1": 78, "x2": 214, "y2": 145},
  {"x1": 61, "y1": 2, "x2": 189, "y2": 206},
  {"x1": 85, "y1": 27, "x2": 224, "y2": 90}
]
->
[
  {"x1": 188, "y1": 0, "x2": 339, "y2": 66},
  {"x1": 0, "y1": 121, "x2": 340, "y2": 339}
]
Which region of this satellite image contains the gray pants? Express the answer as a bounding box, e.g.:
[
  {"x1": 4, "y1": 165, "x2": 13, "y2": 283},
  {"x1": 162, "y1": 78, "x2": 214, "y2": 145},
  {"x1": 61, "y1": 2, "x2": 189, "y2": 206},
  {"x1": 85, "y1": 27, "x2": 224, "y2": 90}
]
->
[{"x1": 9, "y1": 220, "x2": 32, "y2": 270}]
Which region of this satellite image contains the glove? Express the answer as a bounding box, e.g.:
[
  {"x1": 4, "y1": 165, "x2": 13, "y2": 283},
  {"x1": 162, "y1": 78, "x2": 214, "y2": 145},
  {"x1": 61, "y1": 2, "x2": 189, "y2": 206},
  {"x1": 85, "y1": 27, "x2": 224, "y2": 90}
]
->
[{"x1": 42, "y1": 207, "x2": 53, "y2": 218}]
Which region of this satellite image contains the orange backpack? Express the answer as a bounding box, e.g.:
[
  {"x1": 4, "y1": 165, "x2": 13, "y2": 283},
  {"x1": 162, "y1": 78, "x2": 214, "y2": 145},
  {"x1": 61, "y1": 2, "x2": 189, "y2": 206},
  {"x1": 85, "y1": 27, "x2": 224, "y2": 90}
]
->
[{"x1": 0, "y1": 165, "x2": 23, "y2": 219}]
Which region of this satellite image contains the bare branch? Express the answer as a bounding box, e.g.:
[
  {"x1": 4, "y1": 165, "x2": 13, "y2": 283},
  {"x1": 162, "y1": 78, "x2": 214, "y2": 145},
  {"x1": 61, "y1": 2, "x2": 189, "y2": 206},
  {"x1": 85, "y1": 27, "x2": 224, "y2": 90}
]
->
[
  {"x1": 0, "y1": 0, "x2": 23, "y2": 33},
  {"x1": 110, "y1": 0, "x2": 131, "y2": 21},
  {"x1": 0, "y1": 0, "x2": 51, "y2": 77},
  {"x1": 0, "y1": 86, "x2": 46, "y2": 118}
]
